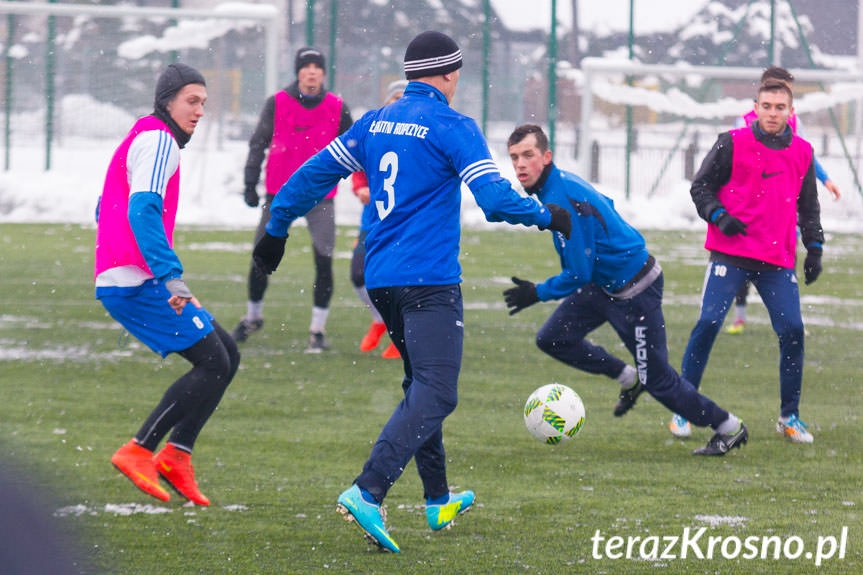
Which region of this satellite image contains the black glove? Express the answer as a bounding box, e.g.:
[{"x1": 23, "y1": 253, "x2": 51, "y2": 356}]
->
[
  {"x1": 244, "y1": 185, "x2": 260, "y2": 208},
  {"x1": 542, "y1": 203, "x2": 571, "y2": 240},
  {"x1": 503, "y1": 277, "x2": 539, "y2": 315},
  {"x1": 713, "y1": 209, "x2": 748, "y2": 236},
  {"x1": 804, "y1": 245, "x2": 822, "y2": 285},
  {"x1": 253, "y1": 232, "x2": 287, "y2": 275}
]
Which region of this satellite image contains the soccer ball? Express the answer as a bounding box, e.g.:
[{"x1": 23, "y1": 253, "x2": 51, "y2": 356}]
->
[{"x1": 523, "y1": 383, "x2": 585, "y2": 445}]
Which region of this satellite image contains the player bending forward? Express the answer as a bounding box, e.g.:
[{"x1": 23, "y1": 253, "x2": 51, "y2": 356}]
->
[{"x1": 503, "y1": 124, "x2": 748, "y2": 457}]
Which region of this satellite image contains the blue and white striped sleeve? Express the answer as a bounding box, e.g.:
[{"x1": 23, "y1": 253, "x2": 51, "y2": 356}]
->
[
  {"x1": 126, "y1": 130, "x2": 183, "y2": 282},
  {"x1": 459, "y1": 159, "x2": 500, "y2": 188},
  {"x1": 327, "y1": 136, "x2": 364, "y2": 173},
  {"x1": 127, "y1": 130, "x2": 180, "y2": 196}
]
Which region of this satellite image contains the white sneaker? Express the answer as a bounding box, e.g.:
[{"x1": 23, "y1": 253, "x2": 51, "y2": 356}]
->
[
  {"x1": 669, "y1": 413, "x2": 691, "y2": 438},
  {"x1": 776, "y1": 414, "x2": 814, "y2": 443}
]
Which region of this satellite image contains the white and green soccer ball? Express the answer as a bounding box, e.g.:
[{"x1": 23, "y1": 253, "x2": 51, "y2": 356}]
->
[{"x1": 523, "y1": 383, "x2": 585, "y2": 445}]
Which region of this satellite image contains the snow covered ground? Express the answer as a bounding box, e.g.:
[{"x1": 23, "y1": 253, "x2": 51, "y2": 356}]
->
[{"x1": 0, "y1": 124, "x2": 860, "y2": 236}]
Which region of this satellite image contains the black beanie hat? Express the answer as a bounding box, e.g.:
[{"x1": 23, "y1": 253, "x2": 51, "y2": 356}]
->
[
  {"x1": 295, "y1": 46, "x2": 326, "y2": 75},
  {"x1": 154, "y1": 63, "x2": 206, "y2": 108},
  {"x1": 403, "y1": 31, "x2": 462, "y2": 80}
]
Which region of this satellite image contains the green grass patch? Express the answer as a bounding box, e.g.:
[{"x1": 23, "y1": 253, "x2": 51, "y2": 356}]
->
[{"x1": 1, "y1": 223, "x2": 860, "y2": 574}]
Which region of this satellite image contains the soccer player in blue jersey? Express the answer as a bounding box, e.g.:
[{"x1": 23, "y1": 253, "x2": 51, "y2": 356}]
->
[
  {"x1": 503, "y1": 124, "x2": 748, "y2": 457},
  {"x1": 252, "y1": 31, "x2": 571, "y2": 553}
]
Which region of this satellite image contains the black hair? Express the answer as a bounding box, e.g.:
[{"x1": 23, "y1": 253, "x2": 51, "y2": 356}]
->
[
  {"x1": 760, "y1": 66, "x2": 794, "y2": 85},
  {"x1": 758, "y1": 79, "x2": 793, "y2": 102},
  {"x1": 507, "y1": 124, "x2": 549, "y2": 153}
]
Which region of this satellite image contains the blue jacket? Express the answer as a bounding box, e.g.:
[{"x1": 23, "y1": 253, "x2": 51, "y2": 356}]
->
[
  {"x1": 267, "y1": 81, "x2": 552, "y2": 288},
  {"x1": 534, "y1": 164, "x2": 649, "y2": 301}
]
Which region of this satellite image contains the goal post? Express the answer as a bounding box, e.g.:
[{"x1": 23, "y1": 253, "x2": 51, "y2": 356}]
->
[
  {"x1": 0, "y1": 1, "x2": 280, "y2": 94},
  {"x1": 0, "y1": 0, "x2": 281, "y2": 170},
  {"x1": 578, "y1": 57, "x2": 863, "y2": 197}
]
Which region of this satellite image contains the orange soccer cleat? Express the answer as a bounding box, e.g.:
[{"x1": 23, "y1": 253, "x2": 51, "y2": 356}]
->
[
  {"x1": 360, "y1": 322, "x2": 387, "y2": 352},
  {"x1": 153, "y1": 444, "x2": 210, "y2": 506},
  {"x1": 111, "y1": 440, "x2": 170, "y2": 502},
  {"x1": 381, "y1": 342, "x2": 401, "y2": 359}
]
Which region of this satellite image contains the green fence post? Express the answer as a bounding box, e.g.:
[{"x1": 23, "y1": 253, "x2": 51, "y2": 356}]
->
[
  {"x1": 170, "y1": 0, "x2": 179, "y2": 63},
  {"x1": 45, "y1": 0, "x2": 56, "y2": 171},
  {"x1": 548, "y1": 0, "x2": 557, "y2": 154},
  {"x1": 4, "y1": 12, "x2": 14, "y2": 171},
  {"x1": 482, "y1": 0, "x2": 490, "y2": 136},
  {"x1": 624, "y1": 0, "x2": 634, "y2": 200},
  {"x1": 305, "y1": 0, "x2": 314, "y2": 46},
  {"x1": 768, "y1": 0, "x2": 776, "y2": 64},
  {"x1": 328, "y1": 0, "x2": 336, "y2": 90}
]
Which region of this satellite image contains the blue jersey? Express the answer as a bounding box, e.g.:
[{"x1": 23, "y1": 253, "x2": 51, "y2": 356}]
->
[
  {"x1": 534, "y1": 165, "x2": 649, "y2": 301},
  {"x1": 359, "y1": 201, "x2": 376, "y2": 233},
  {"x1": 267, "y1": 81, "x2": 551, "y2": 288}
]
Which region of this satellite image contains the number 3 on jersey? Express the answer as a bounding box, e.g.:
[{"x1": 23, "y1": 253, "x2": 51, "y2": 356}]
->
[{"x1": 376, "y1": 151, "x2": 398, "y2": 220}]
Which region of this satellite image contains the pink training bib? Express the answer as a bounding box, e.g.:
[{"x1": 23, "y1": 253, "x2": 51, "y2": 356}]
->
[
  {"x1": 265, "y1": 91, "x2": 342, "y2": 198},
  {"x1": 705, "y1": 126, "x2": 812, "y2": 268},
  {"x1": 94, "y1": 116, "x2": 179, "y2": 279}
]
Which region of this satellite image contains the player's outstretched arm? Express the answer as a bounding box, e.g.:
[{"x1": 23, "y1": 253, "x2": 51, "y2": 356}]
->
[
  {"x1": 267, "y1": 133, "x2": 361, "y2": 238},
  {"x1": 252, "y1": 232, "x2": 288, "y2": 275}
]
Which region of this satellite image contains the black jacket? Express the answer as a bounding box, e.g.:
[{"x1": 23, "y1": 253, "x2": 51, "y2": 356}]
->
[{"x1": 690, "y1": 122, "x2": 823, "y2": 269}]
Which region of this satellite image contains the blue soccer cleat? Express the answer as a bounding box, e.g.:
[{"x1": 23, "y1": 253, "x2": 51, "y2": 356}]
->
[
  {"x1": 336, "y1": 484, "x2": 400, "y2": 553},
  {"x1": 426, "y1": 490, "x2": 475, "y2": 531}
]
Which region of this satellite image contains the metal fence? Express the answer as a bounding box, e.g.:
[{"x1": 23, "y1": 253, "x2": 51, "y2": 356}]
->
[
  {"x1": 3, "y1": 0, "x2": 862, "y2": 204},
  {"x1": 1, "y1": 1, "x2": 278, "y2": 170}
]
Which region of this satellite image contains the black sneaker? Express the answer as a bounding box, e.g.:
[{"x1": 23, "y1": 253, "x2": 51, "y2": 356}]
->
[
  {"x1": 305, "y1": 331, "x2": 330, "y2": 353},
  {"x1": 231, "y1": 318, "x2": 263, "y2": 343},
  {"x1": 693, "y1": 422, "x2": 748, "y2": 456},
  {"x1": 613, "y1": 381, "x2": 644, "y2": 417}
]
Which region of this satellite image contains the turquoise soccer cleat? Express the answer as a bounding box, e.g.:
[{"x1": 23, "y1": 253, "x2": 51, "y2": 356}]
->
[
  {"x1": 777, "y1": 414, "x2": 814, "y2": 443},
  {"x1": 426, "y1": 490, "x2": 475, "y2": 531},
  {"x1": 669, "y1": 413, "x2": 692, "y2": 438},
  {"x1": 336, "y1": 484, "x2": 400, "y2": 553}
]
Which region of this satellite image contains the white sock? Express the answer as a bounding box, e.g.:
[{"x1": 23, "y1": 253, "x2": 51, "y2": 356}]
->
[
  {"x1": 617, "y1": 365, "x2": 637, "y2": 388},
  {"x1": 716, "y1": 413, "x2": 740, "y2": 435},
  {"x1": 735, "y1": 305, "x2": 747, "y2": 322},
  {"x1": 355, "y1": 286, "x2": 383, "y2": 323},
  {"x1": 246, "y1": 301, "x2": 263, "y2": 321},
  {"x1": 310, "y1": 306, "x2": 329, "y2": 334}
]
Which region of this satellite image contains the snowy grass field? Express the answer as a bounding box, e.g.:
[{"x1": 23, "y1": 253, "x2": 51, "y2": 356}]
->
[{"x1": 1, "y1": 223, "x2": 861, "y2": 574}]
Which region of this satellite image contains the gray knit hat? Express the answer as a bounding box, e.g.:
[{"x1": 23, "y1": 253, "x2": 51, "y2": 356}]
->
[
  {"x1": 154, "y1": 63, "x2": 206, "y2": 108},
  {"x1": 384, "y1": 80, "x2": 408, "y2": 103}
]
